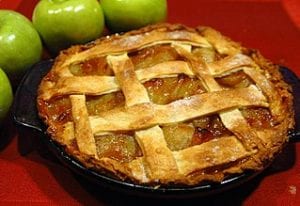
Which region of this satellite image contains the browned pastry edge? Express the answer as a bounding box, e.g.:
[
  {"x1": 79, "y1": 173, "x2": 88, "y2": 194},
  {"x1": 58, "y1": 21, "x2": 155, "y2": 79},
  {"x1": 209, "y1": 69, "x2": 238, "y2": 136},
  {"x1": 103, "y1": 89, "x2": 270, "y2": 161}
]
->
[{"x1": 37, "y1": 23, "x2": 295, "y2": 186}]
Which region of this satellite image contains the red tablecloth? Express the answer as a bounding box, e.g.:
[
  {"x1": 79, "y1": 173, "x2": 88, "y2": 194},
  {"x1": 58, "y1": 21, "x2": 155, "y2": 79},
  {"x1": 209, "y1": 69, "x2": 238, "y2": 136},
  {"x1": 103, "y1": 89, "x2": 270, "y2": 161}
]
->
[{"x1": 0, "y1": 0, "x2": 300, "y2": 205}]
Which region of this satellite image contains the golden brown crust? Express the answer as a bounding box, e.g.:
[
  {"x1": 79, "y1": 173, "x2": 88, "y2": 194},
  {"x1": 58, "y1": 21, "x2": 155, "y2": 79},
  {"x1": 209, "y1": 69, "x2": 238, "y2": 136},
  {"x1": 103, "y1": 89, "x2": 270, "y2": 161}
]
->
[{"x1": 37, "y1": 23, "x2": 294, "y2": 186}]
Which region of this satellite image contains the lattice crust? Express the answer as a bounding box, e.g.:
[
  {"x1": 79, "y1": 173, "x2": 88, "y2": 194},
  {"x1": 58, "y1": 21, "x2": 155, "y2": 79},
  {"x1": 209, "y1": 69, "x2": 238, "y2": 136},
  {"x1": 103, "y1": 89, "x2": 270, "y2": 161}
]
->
[{"x1": 37, "y1": 24, "x2": 294, "y2": 185}]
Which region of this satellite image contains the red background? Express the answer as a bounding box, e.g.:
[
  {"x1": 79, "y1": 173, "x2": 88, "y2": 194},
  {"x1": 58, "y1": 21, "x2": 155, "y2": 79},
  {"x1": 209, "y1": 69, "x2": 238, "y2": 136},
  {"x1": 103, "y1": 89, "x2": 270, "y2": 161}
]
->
[{"x1": 0, "y1": 0, "x2": 299, "y2": 205}]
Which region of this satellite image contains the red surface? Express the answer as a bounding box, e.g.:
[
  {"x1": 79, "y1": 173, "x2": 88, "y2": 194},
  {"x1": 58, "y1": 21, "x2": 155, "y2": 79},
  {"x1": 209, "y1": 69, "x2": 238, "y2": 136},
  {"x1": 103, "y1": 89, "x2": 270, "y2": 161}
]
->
[{"x1": 0, "y1": 0, "x2": 300, "y2": 205}]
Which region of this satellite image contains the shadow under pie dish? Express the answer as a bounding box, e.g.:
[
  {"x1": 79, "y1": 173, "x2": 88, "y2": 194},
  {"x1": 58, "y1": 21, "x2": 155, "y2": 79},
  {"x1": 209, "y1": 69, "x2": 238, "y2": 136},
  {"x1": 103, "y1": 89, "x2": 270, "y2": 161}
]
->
[{"x1": 36, "y1": 23, "x2": 294, "y2": 187}]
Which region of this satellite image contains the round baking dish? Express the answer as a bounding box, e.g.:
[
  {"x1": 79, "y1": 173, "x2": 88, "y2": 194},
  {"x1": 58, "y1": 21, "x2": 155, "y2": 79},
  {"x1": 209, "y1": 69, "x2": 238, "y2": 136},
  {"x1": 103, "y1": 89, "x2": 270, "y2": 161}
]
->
[{"x1": 12, "y1": 60, "x2": 300, "y2": 198}]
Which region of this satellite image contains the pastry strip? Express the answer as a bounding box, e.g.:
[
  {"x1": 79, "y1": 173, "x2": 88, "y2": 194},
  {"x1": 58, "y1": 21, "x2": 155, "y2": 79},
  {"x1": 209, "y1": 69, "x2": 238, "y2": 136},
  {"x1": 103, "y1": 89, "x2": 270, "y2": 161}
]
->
[
  {"x1": 208, "y1": 54, "x2": 254, "y2": 76},
  {"x1": 199, "y1": 26, "x2": 241, "y2": 55},
  {"x1": 174, "y1": 136, "x2": 251, "y2": 175},
  {"x1": 62, "y1": 30, "x2": 211, "y2": 68},
  {"x1": 88, "y1": 86, "x2": 268, "y2": 133},
  {"x1": 70, "y1": 95, "x2": 97, "y2": 157},
  {"x1": 107, "y1": 54, "x2": 150, "y2": 106},
  {"x1": 135, "y1": 126, "x2": 179, "y2": 181},
  {"x1": 243, "y1": 67, "x2": 282, "y2": 120}
]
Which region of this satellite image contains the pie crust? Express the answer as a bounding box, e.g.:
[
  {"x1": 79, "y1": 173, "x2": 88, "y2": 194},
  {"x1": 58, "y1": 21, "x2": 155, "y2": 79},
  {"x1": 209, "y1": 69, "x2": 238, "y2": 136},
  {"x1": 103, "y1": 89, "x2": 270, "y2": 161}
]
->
[{"x1": 37, "y1": 23, "x2": 294, "y2": 186}]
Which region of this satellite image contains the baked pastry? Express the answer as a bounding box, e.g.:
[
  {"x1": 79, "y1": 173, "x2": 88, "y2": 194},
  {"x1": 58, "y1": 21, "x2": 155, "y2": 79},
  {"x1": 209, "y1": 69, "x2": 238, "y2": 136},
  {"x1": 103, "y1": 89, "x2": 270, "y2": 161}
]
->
[{"x1": 37, "y1": 23, "x2": 294, "y2": 186}]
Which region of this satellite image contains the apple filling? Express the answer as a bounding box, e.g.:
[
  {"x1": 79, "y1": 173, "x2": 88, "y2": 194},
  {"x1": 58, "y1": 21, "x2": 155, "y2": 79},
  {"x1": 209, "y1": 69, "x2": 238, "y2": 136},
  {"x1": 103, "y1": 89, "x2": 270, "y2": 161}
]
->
[
  {"x1": 216, "y1": 71, "x2": 253, "y2": 88},
  {"x1": 69, "y1": 56, "x2": 114, "y2": 76},
  {"x1": 95, "y1": 133, "x2": 142, "y2": 162},
  {"x1": 130, "y1": 45, "x2": 180, "y2": 70}
]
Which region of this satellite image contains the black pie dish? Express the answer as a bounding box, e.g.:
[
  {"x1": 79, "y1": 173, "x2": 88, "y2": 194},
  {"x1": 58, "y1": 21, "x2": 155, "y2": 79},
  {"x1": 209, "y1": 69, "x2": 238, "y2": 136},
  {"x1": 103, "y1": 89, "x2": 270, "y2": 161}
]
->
[{"x1": 12, "y1": 60, "x2": 300, "y2": 198}]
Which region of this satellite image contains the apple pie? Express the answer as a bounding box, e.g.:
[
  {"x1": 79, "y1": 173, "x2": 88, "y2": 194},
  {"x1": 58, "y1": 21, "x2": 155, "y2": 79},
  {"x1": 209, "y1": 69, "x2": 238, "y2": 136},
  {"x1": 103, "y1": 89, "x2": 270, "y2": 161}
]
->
[{"x1": 37, "y1": 23, "x2": 294, "y2": 186}]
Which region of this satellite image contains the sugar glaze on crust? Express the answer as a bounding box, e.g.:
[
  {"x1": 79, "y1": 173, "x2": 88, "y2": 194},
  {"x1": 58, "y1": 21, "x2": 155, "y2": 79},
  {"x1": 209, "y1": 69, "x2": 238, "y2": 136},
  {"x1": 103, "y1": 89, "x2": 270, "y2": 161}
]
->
[{"x1": 37, "y1": 23, "x2": 294, "y2": 186}]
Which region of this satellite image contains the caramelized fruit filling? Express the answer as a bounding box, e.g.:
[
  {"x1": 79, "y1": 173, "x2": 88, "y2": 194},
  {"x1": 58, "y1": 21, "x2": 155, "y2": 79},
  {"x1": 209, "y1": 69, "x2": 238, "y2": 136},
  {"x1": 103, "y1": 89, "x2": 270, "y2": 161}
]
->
[
  {"x1": 70, "y1": 56, "x2": 114, "y2": 76},
  {"x1": 161, "y1": 115, "x2": 232, "y2": 151},
  {"x1": 86, "y1": 91, "x2": 125, "y2": 115},
  {"x1": 144, "y1": 74, "x2": 206, "y2": 104},
  {"x1": 95, "y1": 133, "x2": 142, "y2": 162},
  {"x1": 241, "y1": 107, "x2": 274, "y2": 128},
  {"x1": 192, "y1": 47, "x2": 217, "y2": 63},
  {"x1": 130, "y1": 45, "x2": 180, "y2": 70},
  {"x1": 43, "y1": 97, "x2": 72, "y2": 124},
  {"x1": 216, "y1": 71, "x2": 252, "y2": 88},
  {"x1": 162, "y1": 123, "x2": 195, "y2": 151},
  {"x1": 190, "y1": 115, "x2": 233, "y2": 145}
]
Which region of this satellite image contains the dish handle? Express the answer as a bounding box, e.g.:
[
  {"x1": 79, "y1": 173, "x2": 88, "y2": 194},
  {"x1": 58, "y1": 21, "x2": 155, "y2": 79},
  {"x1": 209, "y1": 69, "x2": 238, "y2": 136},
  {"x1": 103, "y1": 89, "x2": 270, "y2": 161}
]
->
[
  {"x1": 12, "y1": 60, "x2": 53, "y2": 133},
  {"x1": 279, "y1": 66, "x2": 300, "y2": 142}
]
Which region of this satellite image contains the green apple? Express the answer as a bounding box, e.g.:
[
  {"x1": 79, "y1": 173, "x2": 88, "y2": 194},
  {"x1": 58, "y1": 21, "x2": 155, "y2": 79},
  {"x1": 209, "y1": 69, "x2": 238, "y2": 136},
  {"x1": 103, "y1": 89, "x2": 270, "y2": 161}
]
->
[
  {"x1": 0, "y1": 10, "x2": 42, "y2": 84},
  {"x1": 0, "y1": 68, "x2": 13, "y2": 124},
  {"x1": 32, "y1": 0, "x2": 105, "y2": 54},
  {"x1": 100, "y1": 0, "x2": 167, "y2": 32}
]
